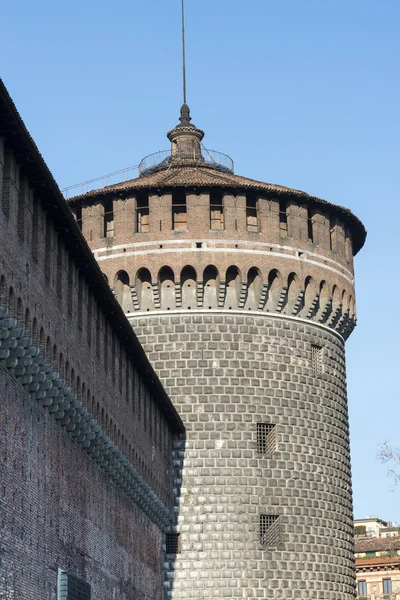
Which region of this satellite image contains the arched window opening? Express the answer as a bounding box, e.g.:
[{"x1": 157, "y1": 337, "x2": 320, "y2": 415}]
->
[
  {"x1": 136, "y1": 268, "x2": 154, "y2": 312},
  {"x1": 172, "y1": 189, "x2": 187, "y2": 231},
  {"x1": 225, "y1": 266, "x2": 241, "y2": 309},
  {"x1": 159, "y1": 267, "x2": 175, "y2": 310},
  {"x1": 246, "y1": 195, "x2": 258, "y2": 232},
  {"x1": 203, "y1": 266, "x2": 219, "y2": 309},
  {"x1": 181, "y1": 266, "x2": 197, "y2": 309},
  {"x1": 8, "y1": 287, "x2": 15, "y2": 317},
  {"x1": 210, "y1": 191, "x2": 224, "y2": 230},
  {"x1": 17, "y1": 298, "x2": 23, "y2": 323},
  {"x1": 245, "y1": 267, "x2": 261, "y2": 310},
  {"x1": 267, "y1": 270, "x2": 282, "y2": 311},
  {"x1": 103, "y1": 198, "x2": 114, "y2": 238},
  {"x1": 115, "y1": 270, "x2": 133, "y2": 313},
  {"x1": 136, "y1": 192, "x2": 149, "y2": 233},
  {"x1": 286, "y1": 272, "x2": 300, "y2": 314}
]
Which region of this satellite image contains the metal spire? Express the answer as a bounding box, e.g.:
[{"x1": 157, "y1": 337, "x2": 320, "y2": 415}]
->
[{"x1": 181, "y1": 0, "x2": 187, "y2": 105}]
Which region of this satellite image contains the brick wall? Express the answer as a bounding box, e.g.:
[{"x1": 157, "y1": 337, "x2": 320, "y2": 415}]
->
[{"x1": 0, "y1": 81, "x2": 184, "y2": 600}]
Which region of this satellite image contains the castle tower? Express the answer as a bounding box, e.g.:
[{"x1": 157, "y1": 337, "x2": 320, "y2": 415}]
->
[{"x1": 69, "y1": 104, "x2": 366, "y2": 599}]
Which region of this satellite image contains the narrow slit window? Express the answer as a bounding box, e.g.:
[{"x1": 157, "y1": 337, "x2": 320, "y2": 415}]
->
[
  {"x1": 172, "y1": 190, "x2": 187, "y2": 230},
  {"x1": 210, "y1": 191, "x2": 224, "y2": 230},
  {"x1": 103, "y1": 198, "x2": 114, "y2": 238},
  {"x1": 279, "y1": 200, "x2": 288, "y2": 236},
  {"x1": 259, "y1": 515, "x2": 280, "y2": 547},
  {"x1": 136, "y1": 193, "x2": 150, "y2": 233},
  {"x1": 246, "y1": 195, "x2": 258, "y2": 232},
  {"x1": 57, "y1": 569, "x2": 91, "y2": 600},
  {"x1": 307, "y1": 206, "x2": 314, "y2": 242},
  {"x1": 311, "y1": 344, "x2": 323, "y2": 376},
  {"x1": 329, "y1": 216, "x2": 336, "y2": 251},
  {"x1": 166, "y1": 533, "x2": 181, "y2": 554},
  {"x1": 257, "y1": 423, "x2": 276, "y2": 453}
]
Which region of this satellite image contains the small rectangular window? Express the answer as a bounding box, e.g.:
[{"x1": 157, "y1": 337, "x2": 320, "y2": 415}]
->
[
  {"x1": 210, "y1": 191, "x2": 224, "y2": 230},
  {"x1": 279, "y1": 200, "x2": 288, "y2": 236},
  {"x1": 329, "y1": 216, "x2": 336, "y2": 252},
  {"x1": 311, "y1": 344, "x2": 323, "y2": 376},
  {"x1": 136, "y1": 193, "x2": 150, "y2": 233},
  {"x1": 383, "y1": 578, "x2": 392, "y2": 594},
  {"x1": 257, "y1": 423, "x2": 276, "y2": 453},
  {"x1": 358, "y1": 580, "x2": 367, "y2": 596},
  {"x1": 58, "y1": 569, "x2": 91, "y2": 600},
  {"x1": 259, "y1": 514, "x2": 280, "y2": 547},
  {"x1": 103, "y1": 198, "x2": 114, "y2": 238},
  {"x1": 307, "y1": 206, "x2": 314, "y2": 242},
  {"x1": 166, "y1": 533, "x2": 181, "y2": 554},
  {"x1": 172, "y1": 190, "x2": 187, "y2": 230},
  {"x1": 246, "y1": 195, "x2": 258, "y2": 232}
]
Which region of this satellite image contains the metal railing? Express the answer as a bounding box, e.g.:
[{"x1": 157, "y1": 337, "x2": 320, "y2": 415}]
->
[
  {"x1": 63, "y1": 164, "x2": 139, "y2": 198},
  {"x1": 138, "y1": 146, "x2": 234, "y2": 176},
  {"x1": 62, "y1": 146, "x2": 234, "y2": 199}
]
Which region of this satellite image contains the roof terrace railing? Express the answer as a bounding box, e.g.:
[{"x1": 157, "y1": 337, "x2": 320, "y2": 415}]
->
[
  {"x1": 63, "y1": 164, "x2": 139, "y2": 198},
  {"x1": 138, "y1": 147, "x2": 234, "y2": 176},
  {"x1": 62, "y1": 147, "x2": 234, "y2": 199}
]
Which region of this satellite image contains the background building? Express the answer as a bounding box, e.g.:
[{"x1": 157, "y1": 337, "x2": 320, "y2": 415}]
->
[
  {"x1": 69, "y1": 103, "x2": 366, "y2": 599},
  {"x1": 355, "y1": 519, "x2": 400, "y2": 599}
]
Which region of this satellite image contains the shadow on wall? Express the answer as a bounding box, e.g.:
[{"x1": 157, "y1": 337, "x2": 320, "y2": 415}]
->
[{"x1": 164, "y1": 432, "x2": 186, "y2": 600}]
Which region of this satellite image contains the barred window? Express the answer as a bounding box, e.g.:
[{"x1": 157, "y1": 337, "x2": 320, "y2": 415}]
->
[
  {"x1": 256, "y1": 423, "x2": 276, "y2": 454},
  {"x1": 311, "y1": 344, "x2": 323, "y2": 376},
  {"x1": 259, "y1": 515, "x2": 280, "y2": 547},
  {"x1": 58, "y1": 570, "x2": 91, "y2": 600},
  {"x1": 166, "y1": 533, "x2": 181, "y2": 554}
]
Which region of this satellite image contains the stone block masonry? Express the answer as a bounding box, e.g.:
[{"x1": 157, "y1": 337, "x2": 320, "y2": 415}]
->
[{"x1": 132, "y1": 312, "x2": 354, "y2": 600}]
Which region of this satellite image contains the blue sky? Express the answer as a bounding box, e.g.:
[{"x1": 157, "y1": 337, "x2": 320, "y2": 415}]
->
[{"x1": 2, "y1": 0, "x2": 400, "y2": 522}]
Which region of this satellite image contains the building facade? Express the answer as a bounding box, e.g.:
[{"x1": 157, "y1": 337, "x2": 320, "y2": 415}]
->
[
  {"x1": 355, "y1": 518, "x2": 400, "y2": 599},
  {"x1": 0, "y1": 79, "x2": 184, "y2": 599},
  {"x1": 69, "y1": 104, "x2": 367, "y2": 599}
]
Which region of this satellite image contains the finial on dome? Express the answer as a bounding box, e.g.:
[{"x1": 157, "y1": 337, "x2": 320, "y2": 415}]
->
[{"x1": 179, "y1": 103, "x2": 191, "y2": 126}]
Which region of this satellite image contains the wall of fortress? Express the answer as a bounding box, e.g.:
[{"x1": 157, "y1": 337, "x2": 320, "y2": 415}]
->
[{"x1": 0, "y1": 127, "x2": 182, "y2": 598}]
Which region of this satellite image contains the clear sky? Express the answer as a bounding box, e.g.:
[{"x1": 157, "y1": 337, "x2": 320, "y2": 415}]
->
[{"x1": 2, "y1": 0, "x2": 400, "y2": 522}]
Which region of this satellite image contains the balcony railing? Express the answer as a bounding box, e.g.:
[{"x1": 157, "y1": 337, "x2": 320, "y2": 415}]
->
[{"x1": 138, "y1": 147, "x2": 234, "y2": 176}]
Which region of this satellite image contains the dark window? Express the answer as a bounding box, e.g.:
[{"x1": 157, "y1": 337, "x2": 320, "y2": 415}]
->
[
  {"x1": 32, "y1": 198, "x2": 39, "y2": 261},
  {"x1": 246, "y1": 195, "x2": 258, "y2": 232},
  {"x1": 311, "y1": 344, "x2": 323, "y2": 376},
  {"x1": 279, "y1": 200, "x2": 288, "y2": 236},
  {"x1": 136, "y1": 193, "x2": 150, "y2": 233},
  {"x1": 383, "y1": 578, "x2": 392, "y2": 594},
  {"x1": 103, "y1": 198, "x2": 114, "y2": 238},
  {"x1": 75, "y1": 204, "x2": 82, "y2": 231},
  {"x1": 307, "y1": 206, "x2": 314, "y2": 242},
  {"x1": 166, "y1": 533, "x2": 181, "y2": 554},
  {"x1": 257, "y1": 423, "x2": 276, "y2": 453},
  {"x1": 210, "y1": 191, "x2": 224, "y2": 230},
  {"x1": 172, "y1": 189, "x2": 187, "y2": 230},
  {"x1": 329, "y1": 216, "x2": 336, "y2": 251},
  {"x1": 358, "y1": 580, "x2": 367, "y2": 596},
  {"x1": 58, "y1": 570, "x2": 91, "y2": 600},
  {"x1": 259, "y1": 515, "x2": 280, "y2": 547}
]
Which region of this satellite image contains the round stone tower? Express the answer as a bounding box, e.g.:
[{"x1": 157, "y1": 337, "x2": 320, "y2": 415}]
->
[{"x1": 69, "y1": 105, "x2": 366, "y2": 600}]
